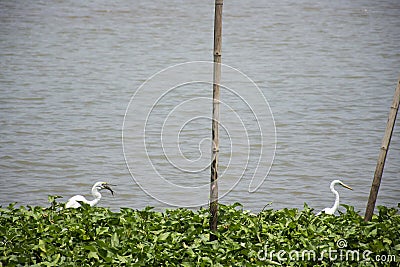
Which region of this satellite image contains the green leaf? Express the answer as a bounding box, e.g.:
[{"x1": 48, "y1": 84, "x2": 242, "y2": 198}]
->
[
  {"x1": 96, "y1": 226, "x2": 109, "y2": 236},
  {"x1": 88, "y1": 251, "x2": 100, "y2": 260},
  {"x1": 38, "y1": 239, "x2": 47, "y2": 253},
  {"x1": 368, "y1": 228, "x2": 377, "y2": 237},
  {"x1": 116, "y1": 254, "x2": 129, "y2": 263},
  {"x1": 111, "y1": 232, "x2": 119, "y2": 247},
  {"x1": 51, "y1": 253, "x2": 61, "y2": 264},
  {"x1": 158, "y1": 232, "x2": 170, "y2": 241}
]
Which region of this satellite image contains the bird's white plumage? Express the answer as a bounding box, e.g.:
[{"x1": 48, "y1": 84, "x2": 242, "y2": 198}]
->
[
  {"x1": 317, "y1": 179, "x2": 352, "y2": 215},
  {"x1": 65, "y1": 181, "x2": 114, "y2": 209}
]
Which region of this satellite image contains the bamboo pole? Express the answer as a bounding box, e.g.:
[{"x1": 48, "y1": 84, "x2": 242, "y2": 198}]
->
[
  {"x1": 364, "y1": 78, "x2": 400, "y2": 221},
  {"x1": 210, "y1": 0, "x2": 223, "y2": 241}
]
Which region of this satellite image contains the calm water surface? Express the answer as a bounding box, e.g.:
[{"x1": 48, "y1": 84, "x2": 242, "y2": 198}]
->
[{"x1": 0, "y1": 0, "x2": 399, "y2": 213}]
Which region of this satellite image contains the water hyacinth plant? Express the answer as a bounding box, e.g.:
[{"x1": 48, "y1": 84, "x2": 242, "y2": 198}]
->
[{"x1": 0, "y1": 197, "x2": 399, "y2": 266}]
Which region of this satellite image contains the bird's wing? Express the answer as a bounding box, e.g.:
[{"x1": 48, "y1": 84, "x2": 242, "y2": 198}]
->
[
  {"x1": 317, "y1": 208, "x2": 331, "y2": 216},
  {"x1": 65, "y1": 195, "x2": 87, "y2": 208}
]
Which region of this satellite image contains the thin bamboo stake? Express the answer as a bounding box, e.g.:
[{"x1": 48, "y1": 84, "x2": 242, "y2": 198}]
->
[
  {"x1": 210, "y1": 0, "x2": 223, "y2": 241},
  {"x1": 364, "y1": 78, "x2": 400, "y2": 221}
]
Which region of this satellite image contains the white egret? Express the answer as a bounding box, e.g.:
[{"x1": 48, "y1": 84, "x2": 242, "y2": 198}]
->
[
  {"x1": 65, "y1": 182, "x2": 115, "y2": 208},
  {"x1": 317, "y1": 179, "x2": 352, "y2": 215}
]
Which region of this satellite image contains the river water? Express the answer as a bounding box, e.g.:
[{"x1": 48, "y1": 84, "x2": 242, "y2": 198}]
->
[{"x1": 0, "y1": 0, "x2": 399, "y2": 213}]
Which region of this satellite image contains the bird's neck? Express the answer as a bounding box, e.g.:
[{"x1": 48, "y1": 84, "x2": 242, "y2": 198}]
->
[
  {"x1": 331, "y1": 188, "x2": 340, "y2": 213},
  {"x1": 89, "y1": 188, "x2": 102, "y2": 206}
]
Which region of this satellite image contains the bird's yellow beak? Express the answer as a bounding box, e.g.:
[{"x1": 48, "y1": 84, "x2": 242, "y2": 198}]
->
[{"x1": 340, "y1": 183, "x2": 353, "y2": 190}]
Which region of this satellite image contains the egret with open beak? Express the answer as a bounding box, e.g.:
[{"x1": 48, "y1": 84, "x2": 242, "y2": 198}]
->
[{"x1": 65, "y1": 182, "x2": 115, "y2": 209}]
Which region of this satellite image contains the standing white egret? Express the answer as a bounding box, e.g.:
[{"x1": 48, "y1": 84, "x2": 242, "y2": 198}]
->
[
  {"x1": 65, "y1": 182, "x2": 115, "y2": 209},
  {"x1": 317, "y1": 179, "x2": 353, "y2": 215}
]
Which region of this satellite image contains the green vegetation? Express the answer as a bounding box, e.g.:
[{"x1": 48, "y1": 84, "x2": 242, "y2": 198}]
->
[{"x1": 0, "y1": 196, "x2": 399, "y2": 266}]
